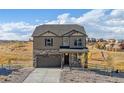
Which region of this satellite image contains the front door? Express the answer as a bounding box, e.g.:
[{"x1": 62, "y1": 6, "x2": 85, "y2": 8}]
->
[{"x1": 64, "y1": 53, "x2": 69, "y2": 65}]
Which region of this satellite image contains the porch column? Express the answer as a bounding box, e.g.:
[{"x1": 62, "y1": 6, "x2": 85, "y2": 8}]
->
[
  {"x1": 61, "y1": 53, "x2": 64, "y2": 69},
  {"x1": 69, "y1": 53, "x2": 72, "y2": 71},
  {"x1": 84, "y1": 52, "x2": 88, "y2": 68},
  {"x1": 33, "y1": 55, "x2": 37, "y2": 68}
]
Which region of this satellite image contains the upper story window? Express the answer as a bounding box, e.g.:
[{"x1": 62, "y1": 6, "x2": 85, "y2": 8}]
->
[
  {"x1": 45, "y1": 38, "x2": 53, "y2": 46},
  {"x1": 74, "y1": 38, "x2": 82, "y2": 47},
  {"x1": 63, "y1": 37, "x2": 69, "y2": 46}
]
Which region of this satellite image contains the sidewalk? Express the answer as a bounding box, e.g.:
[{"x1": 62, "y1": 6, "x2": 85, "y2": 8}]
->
[{"x1": 23, "y1": 68, "x2": 61, "y2": 83}]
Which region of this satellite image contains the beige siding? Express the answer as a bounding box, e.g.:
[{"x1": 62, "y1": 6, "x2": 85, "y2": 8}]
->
[
  {"x1": 71, "y1": 32, "x2": 84, "y2": 36},
  {"x1": 33, "y1": 37, "x2": 42, "y2": 50},
  {"x1": 33, "y1": 36, "x2": 62, "y2": 50},
  {"x1": 63, "y1": 37, "x2": 69, "y2": 46},
  {"x1": 69, "y1": 36, "x2": 86, "y2": 48},
  {"x1": 41, "y1": 32, "x2": 56, "y2": 36}
]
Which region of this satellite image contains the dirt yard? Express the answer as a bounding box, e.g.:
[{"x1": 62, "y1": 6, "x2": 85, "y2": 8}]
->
[
  {"x1": 61, "y1": 68, "x2": 124, "y2": 83},
  {"x1": 0, "y1": 67, "x2": 34, "y2": 83}
]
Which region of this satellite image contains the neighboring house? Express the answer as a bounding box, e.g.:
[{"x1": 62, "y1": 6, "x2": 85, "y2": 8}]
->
[
  {"x1": 32, "y1": 24, "x2": 88, "y2": 68},
  {"x1": 115, "y1": 39, "x2": 123, "y2": 43},
  {"x1": 87, "y1": 38, "x2": 96, "y2": 42},
  {"x1": 97, "y1": 38, "x2": 106, "y2": 42},
  {"x1": 107, "y1": 39, "x2": 116, "y2": 44},
  {"x1": 115, "y1": 39, "x2": 124, "y2": 49}
]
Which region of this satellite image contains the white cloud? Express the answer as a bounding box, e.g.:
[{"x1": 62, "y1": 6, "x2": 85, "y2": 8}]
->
[
  {"x1": 57, "y1": 13, "x2": 70, "y2": 24},
  {"x1": 110, "y1": 10, "x2": 124, "y2": 18},
  {"x1": 105, "y1": 19, "x2": 124, "y2": 26},
  {"x1": 46, "y1": 9, "x2": 124, "y2": 39},
  {"x1": 0, "y1": 22, "x2": 34, "y2": 32},
  {"x1": 76, "y1": 10, "x2": 107, "y2": 24},
  {"x1": 0, "y1": 22, "x2": 35, "y2": 40},
  {"x1": 46, "y1": 13, "x2": 71, "y2": 24}
]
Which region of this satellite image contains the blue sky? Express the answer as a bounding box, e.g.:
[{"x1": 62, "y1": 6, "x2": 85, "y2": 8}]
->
[
  {"x1": 0, "y1": 9, "x2": 91, "y2": 23},
  {"x1": 0, "y1": 9, "x2": 124, "y2": 40}
]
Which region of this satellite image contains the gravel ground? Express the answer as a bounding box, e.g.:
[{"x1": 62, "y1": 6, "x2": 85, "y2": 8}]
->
[
  {"x1": 0, "y1": 67, "x2": 34, "y2": 83},
  {"x1": 1, "y1": 67, "x2": 124, "y2": 83},
  {"x1": 61, "y1": 68, "x2": 124, "y2": 83}
]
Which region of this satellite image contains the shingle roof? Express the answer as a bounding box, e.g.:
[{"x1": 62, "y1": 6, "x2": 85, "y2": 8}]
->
[{"x1": 32, "y1": 24, "x2": 87, "y2": 36}]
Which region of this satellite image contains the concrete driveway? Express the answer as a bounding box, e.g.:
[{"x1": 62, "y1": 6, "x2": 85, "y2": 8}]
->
[{"x1": 23, "y1": 68, "x2": 61, "y2": 83}]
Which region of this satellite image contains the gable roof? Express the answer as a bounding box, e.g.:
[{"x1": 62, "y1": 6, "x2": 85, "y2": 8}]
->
[{"x1": 32, "y1": 24, "x2": 87, "y2": 37}]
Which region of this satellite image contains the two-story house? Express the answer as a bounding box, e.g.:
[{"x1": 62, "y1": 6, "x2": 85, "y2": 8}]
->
[{"x1": 32, "y1": 24, "x2": 88, "y2": 68}]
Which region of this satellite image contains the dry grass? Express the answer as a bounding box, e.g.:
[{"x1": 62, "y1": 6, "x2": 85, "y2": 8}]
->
[
  {"x1": 0, "y1": 41, "x2": 33, "y2": 67},
  {"x1": 88, "y1": 46, "x2": 124, "y2": 71}
]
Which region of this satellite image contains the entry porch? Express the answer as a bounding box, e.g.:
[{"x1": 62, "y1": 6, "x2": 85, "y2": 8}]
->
[{"x1": 60, "y1": 48, "x2": 88, "y2": 69}]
